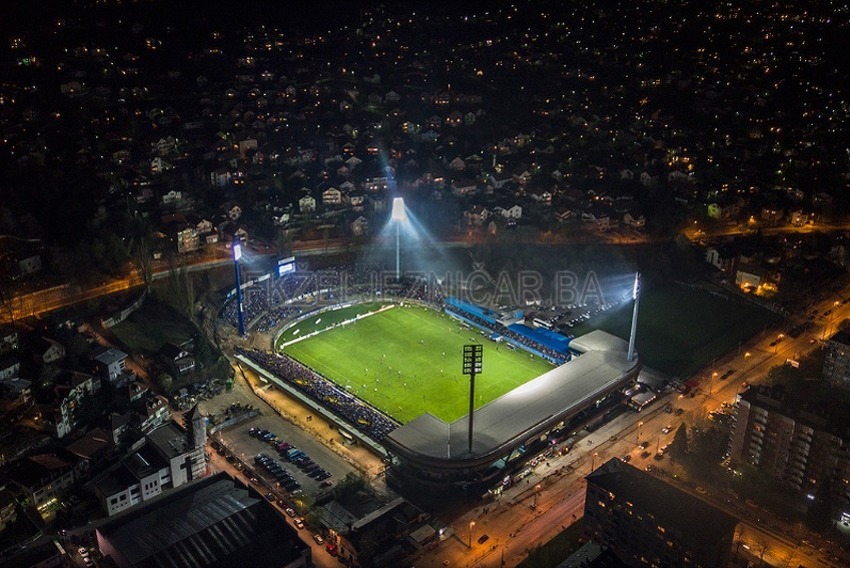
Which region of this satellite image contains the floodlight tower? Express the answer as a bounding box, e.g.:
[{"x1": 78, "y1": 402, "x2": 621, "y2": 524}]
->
[
  {"x1": 463, "y1": 344, "x2": 483, "y2": 454},
  {"x1": 232, "y1": 236, "x2": 246, "y2": 337},
  {"x1": 627, "y1": 272, "x2": 640, "y2": 362},
  {"x1": 391, "y1": 197, "x2": 406, "y2": 279}
]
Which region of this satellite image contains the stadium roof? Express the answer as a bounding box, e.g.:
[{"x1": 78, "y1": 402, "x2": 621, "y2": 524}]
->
[{"x1": 383, "y1": 330, "x2": 639, "y2": 469}]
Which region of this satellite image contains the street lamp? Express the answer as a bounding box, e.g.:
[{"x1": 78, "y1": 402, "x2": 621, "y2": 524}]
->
[
  {"x1": 591, "y1": 451, "x2": 599, "y2": 472},
  {"x1": 637, "y1": 421, "x2": 644, "y2": 445},
  {"x1": 533, "y1": 484, "x2": 541, "y2": 509},
  {"x1": 469, "y1": 520, "x2": 475, "y2": 548},
  {"x1": 391, "y1": 197, "x2": 406, "y2": 279}
]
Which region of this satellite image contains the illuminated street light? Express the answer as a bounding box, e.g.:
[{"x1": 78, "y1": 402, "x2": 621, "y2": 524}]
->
[
  {"x1": 533, "y1": 484, "x2": 541, "y2": 509},
  {"x1": 391, "y1": 197, "x2": 406, "y2": 279},
  {"x1": 637, "y1": 421, "x2": 644, "y2": 445},
  {"x1": 468, "y1": 520, "x2": 475, "y2": 548}
]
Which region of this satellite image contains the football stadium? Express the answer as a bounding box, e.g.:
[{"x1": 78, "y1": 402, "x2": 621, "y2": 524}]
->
[
  {"x1": 227, "y1": 268, "x2": 640, "y2": 494},
  {"x1": 225, "y1": 199, "x2": 639, "y2": 493}
]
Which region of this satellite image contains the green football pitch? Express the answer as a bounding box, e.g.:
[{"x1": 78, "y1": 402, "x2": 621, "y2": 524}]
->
[{"x1": 280, "y1": 304, "x2": 554, "y2": 423}]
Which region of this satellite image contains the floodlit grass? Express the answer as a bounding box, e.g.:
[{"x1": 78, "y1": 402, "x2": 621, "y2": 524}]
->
[
  {"x1": 282, "y1": 304, "x2": 553, "y2": 423},
  {"x1": 277, "y1": 303, "x2": 385, "y2": 344},
  {"x1": 573, "y1": 282, "x2": 781, "y2": 376}
]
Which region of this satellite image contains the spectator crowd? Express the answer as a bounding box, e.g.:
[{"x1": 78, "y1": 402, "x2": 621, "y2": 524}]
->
[{"x1": 236, "y1": 347, "x2": 400, "y2": 441}]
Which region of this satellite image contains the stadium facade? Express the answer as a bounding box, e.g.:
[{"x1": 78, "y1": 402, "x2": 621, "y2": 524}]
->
[{"x1": 382, "y1": 329, "x2": 640, "y2": 494}]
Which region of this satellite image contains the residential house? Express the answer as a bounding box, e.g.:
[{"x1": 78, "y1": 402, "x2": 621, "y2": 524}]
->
[
  {"x1": 46, "y1": 371, "x2": 100, "y2": 439},
  {"x1": 528, "y1": 187, "x2": 553, "y2": 205},
  {"x1": 448, "y1": 156, "x2": 465, "y2": 171},
  {"x1": 622, "y1": 212, "x2": 646, "y2": 229},
  {"x1": 349, "y1": 191, "x2": 366, "y2": 211},
  {"x1": 9, "y1": 453, "x2": 76, "y2": 509},
  {"x1": 160, "y1": 343, "x2": 195, "y2": 376},
  {"x1": 345, "y1": 156, "x2": 362, "y2": 170},
  {"x1": 0, "y1": 488, "x2": 17, "y2": 531},
  {"x1": 451, "y1": 180, "x2": 478, "y2": 197},
  {"x1": 210, "y1": 168, "x2": 233, "y2": 188},
  {"x1": 735, "y1": 263, "x2": 779, "y2": 294},
  {"x1": 0, "y1": 377, "x2": 32, "y2": 415},
  {"x1": 364, "y1": 177, "x2": 388, "y2": 192},
  {"x1": 322, "y1": 187, "x2": 346, "y2": 206},
  {"x1": 705, "y1": 246, "x2": 737, "y2": 273},
  {"x1": 0, "y1": 356, "x2": 20, "y2": 380},
  {"x1": 761, "y1": 207, "x2": 784, "y2": 225},
  {"x1": 18, "y1": 254, "x2": 42, "y2": 277},
  {"x1": 160, "y1": 188, "x2": 183, "y2": 208},
  {"x1": 494, "y1": 204, "x2": 522, "y2": 219},
  {"x1": 789, "y1": 209, "x2": 810, "y2": 226},
  {"x1": 150, "y1": 156, "x2": 173, "y2": 175},
  {"x1": 90, "y1": 407, "x2": 207, "y2": 517},
  {"x1": 350, "y1": 216, "x2": 369, "y2": 237},
  {"x1": 222, "y1": 202, "x2": 242, "y2": 222},
  {"x1": 464, "y1": 205, "x2": 489, "y2": 227},
  {"x1": 512, "y1": 170, "x2": 532, "y2": 185},
  {"x1": 93, "y1": 349, "x2": 128, "y2": 384},
  {"x1": 707, "y1": 199, "x2": 744, "y2": 221},
  {"x1": 176, "y1": 226, "x2": 200, "y2": 254},
  {"x1": 488, "y1": 173, "x2": 513, "y2": 191},
  {"x1": 65, "y1": 427, "x2": 114, "y2": 477},
  {"x1": 0, "y1": 326, "x2": 19, "y2": 355},
  {"x1": 299, "y1": 195, "x2": 317, "y2": 214},
  {"x1": 32, "y1": 337, "x2": 66, "y2": 366}
]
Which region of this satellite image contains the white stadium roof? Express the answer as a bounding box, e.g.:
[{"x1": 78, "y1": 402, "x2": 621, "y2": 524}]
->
[{"x1": 383, "y1": 330, "x2": 640, "y2": 469}]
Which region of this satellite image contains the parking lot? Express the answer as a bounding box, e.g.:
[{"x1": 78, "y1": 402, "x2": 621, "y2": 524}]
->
[{"x1": 213, "y1": 411, "x2": 361, "y2": 497}]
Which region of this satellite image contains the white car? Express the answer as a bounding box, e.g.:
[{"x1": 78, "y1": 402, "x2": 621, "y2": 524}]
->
[
  {"x1": 661, "y1": 425, "x2": 673, "y2": 435},
  {"x1": 313, "y1": 534, "x2": 324, "y2": 545},
  {"x1": 78, "y1": 547, "x2": 90, "y2": 558},
  {"x1": 294, "y1": 518, "x2": 305, "y2": 529}
]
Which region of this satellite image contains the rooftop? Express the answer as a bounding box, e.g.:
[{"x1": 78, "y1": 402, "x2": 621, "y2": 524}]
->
[
  {"x1": 587, "y1": 458, "x2": 738, "y2": 549},
  {"x1": 96, "y1": 473, "x2": 308, "y2": 567}
]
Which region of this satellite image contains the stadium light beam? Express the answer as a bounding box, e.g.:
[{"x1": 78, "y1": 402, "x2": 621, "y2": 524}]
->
[
  {"x1": 627, "y1": 272, "x2": 640, "y2": 361},
  {"x1": 391, "y1": 197, "x2": 406, "y2": 278},
  {"x1": 232, "y1": 236, "x2": 246, "y2": 337}
]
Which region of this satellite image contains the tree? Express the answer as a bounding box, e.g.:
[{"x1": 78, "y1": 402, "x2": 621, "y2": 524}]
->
[
  {"x1": 157, "y1": 372, "x2": 174, "y2": 394},
  {"x1": 669, "y1": 423, "x2": 689, "y2": 459},
  {"x1": 806, "y1": 477, "x2": 834, "y2": 531},
  {"x1": 133, "y1": 238, "x2": 154, "y2": 288}
]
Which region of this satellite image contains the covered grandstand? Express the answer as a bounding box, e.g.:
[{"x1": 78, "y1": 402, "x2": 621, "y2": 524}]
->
[
  {"x1": 443, "y1": 296, "x2": 570, "y2": 363},
  {"x1": 382, "y1": 329, "x2": 640, "y2": 494}
]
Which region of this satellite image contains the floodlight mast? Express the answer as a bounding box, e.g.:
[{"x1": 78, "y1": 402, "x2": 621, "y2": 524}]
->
[
  {"x1": 462, "y1": 344, "x2": 483, "y2": 454},
  {"x1": 627, "y1": 271, "x2": 640, "y2": 362},
  {"x1": 391, "y1": 197, "x2": 405, "y2": 279},
  {"x1": 232, "y1": 236, "x2": 246, "y2": 337}
]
